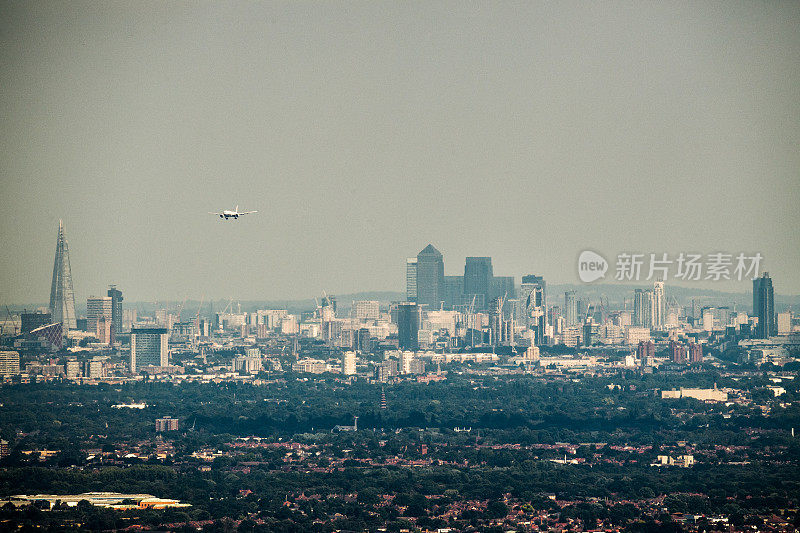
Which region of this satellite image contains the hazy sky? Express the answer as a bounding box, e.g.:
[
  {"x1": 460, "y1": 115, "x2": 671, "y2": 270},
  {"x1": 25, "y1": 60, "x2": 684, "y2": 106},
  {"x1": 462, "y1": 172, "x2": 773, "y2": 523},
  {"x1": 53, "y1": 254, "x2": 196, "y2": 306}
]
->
[{"x1": 1, "y1": 1, "x2": 798, "y2": 304}]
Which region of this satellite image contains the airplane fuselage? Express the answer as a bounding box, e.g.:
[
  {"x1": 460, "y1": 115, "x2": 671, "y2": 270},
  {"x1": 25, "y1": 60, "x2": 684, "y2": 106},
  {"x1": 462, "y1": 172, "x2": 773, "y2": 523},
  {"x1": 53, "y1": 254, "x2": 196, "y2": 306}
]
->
[{"x1": 210, "y1": 206, "x2": 256, "y2": 220}]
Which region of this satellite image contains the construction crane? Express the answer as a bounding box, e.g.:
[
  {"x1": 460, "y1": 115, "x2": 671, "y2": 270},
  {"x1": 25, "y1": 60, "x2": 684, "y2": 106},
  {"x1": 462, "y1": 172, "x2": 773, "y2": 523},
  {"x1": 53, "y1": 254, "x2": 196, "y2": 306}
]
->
[
  {"x1": 196, "y1": 295, "x2": 205, "y2": 322},
  {"x1": 221, "y1": 297, "x2": 234, "y2": 315},
  {"x1": 3, "y1": 306, "x2": 19, "y2": 336},
  {"x1": 497, "y1": 292, "x2": 507, "y2": 316}
]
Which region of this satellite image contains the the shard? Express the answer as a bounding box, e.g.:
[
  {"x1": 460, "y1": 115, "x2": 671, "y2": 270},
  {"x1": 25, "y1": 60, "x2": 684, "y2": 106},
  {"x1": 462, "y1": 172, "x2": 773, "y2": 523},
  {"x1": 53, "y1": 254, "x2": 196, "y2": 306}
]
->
[{"x1": 49, "y1": 220, "x2": 77, "y2": 331}]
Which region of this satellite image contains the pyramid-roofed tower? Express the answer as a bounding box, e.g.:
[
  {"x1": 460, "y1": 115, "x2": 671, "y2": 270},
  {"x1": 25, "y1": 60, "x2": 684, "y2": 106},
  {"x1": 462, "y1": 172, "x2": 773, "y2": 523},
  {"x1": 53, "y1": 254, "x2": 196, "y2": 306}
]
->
[{"x1": 49, "y1": 220, "x2": 77, "y2": 331}]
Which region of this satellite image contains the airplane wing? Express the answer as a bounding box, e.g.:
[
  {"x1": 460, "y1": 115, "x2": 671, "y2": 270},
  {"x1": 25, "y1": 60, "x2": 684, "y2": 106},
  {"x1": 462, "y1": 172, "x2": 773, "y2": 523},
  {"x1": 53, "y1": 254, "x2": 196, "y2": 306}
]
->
[
  {"x1": 239, "y1": 210, "x2": 258, "y2": 215},
  {"x1": 208, "y1": 212, "x2": 223, "y2": 216}
]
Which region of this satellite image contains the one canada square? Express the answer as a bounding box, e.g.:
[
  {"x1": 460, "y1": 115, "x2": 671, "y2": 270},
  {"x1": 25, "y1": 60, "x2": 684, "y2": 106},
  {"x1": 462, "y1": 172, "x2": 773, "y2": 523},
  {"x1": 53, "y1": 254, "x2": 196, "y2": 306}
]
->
[{"x1": 49, "y1": 220, "x2": 77, "y2": 331}]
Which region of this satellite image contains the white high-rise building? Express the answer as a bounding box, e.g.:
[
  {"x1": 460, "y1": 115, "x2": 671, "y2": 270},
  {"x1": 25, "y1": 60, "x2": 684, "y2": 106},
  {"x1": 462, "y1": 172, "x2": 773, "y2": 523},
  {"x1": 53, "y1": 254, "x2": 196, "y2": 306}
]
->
[
  {"x1": 342, "y1": 351, "x2": 357, "y2": 375},
  {"x1": 130, "y1": 327, "x2": 169, "y2": 372},
  {"x1": 406, "y1": 258, "x2": 418, "y2": 302},
  {"x1": 702, "y1": 308, "x2": 715, "y2": 332},
  {"x1": 399, "y1": 351, "x2": 415, "y2": 374},
  {"x1": 653, "y1": 280, "x2": 665, "y2": 329}
]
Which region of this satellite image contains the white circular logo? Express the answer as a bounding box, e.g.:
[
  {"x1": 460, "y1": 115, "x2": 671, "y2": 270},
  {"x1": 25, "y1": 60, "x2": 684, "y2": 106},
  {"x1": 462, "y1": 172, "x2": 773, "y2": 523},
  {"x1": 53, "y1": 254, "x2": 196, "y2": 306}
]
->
[{"x1": 578, "y1": 251, "x2": 608, "y2": 283}]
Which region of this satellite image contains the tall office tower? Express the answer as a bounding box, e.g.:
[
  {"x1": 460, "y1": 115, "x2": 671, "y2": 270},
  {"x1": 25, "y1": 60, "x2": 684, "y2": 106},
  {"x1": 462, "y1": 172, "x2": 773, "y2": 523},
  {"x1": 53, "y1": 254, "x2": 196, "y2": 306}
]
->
[
  {"x1": 49, "y1": 220, "x2": 77, "y2": 331},
  {"x1": 406, "y1": 258, "x2": 418, "y2": 302},
  {"x1": 443, "y1": 275, "x2": 465, "y2": 308},
  {"x1": 576, "y1": 297, "x2": 589, "y2": 321},
  {"x1": 633, "y1": 289, "x2": 651, "y2": 327},
  {"x1": 355, "y1": 328, "x2": 371, "y2": 352},
  {"x1": 464, "y1": 257, "x2": 493, "y2": 309},
  {"x1": 86, "y1": 296, "x2": 113, "y2": 339},
  {"x1": 521, "y1": 275, "x2": 547, "y2": 345},
  {"x1": 753, "y1": 272, "x2": 775, "y2": 338},
  {"x1": 107, "y1": 285, "x2": 123, "y2": 335},
  {"x1": 564, "y1": 290, "x2": 578, "y2": 327},
  {"x1": 397, "y1": 302, "x2": 419, "y2": 351},
  {"x1": 633, "y1": 291, "x2": 642, "y2": 325},
  {"x1": 415, "y1": 244, "x2": 444, "y2": 308},
  {"x1": 653, "y1": 280, "x2": 665, "y2": 329},
  {"x1": 643, "y1": 289, "x2": 654, "y2": 327},
  {"x1": 130, "y1": 327, "x2": 169, "y2": 372}
]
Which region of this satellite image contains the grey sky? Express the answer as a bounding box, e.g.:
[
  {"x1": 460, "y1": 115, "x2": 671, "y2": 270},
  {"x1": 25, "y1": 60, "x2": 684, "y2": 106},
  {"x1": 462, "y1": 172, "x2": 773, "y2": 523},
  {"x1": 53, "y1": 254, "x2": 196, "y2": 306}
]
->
[{"x1": 1, "y1": 1, "x2": 798, "y2": 304}]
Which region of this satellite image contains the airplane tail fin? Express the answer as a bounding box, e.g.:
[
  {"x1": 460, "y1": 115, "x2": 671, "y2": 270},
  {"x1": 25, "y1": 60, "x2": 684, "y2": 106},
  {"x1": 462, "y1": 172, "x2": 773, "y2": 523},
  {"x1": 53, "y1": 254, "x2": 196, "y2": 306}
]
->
[{"x1": 235, "y1": 205, "x2": 239, "y2": 212}]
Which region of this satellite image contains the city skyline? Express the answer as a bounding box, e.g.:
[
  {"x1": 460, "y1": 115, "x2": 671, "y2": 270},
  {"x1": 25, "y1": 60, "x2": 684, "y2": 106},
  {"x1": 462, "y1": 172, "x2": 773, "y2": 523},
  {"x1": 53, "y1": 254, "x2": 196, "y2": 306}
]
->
[
  {"x1": 1, "y1": 4, "x2": 798, "y2": 530},
  {"x1": 4, "y1": 226, "x2": 799, "y2": 308},
  {"x1": 1, "y1": 2, "x2": 799, "y2": 303}
]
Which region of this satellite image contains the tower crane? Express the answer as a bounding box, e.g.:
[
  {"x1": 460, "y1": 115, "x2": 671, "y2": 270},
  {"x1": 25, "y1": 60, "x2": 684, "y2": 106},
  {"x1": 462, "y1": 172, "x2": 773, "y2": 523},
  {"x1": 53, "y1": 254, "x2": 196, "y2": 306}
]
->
[{"x1": 3, "y1": 306, "x2": 19, "y2": 336}]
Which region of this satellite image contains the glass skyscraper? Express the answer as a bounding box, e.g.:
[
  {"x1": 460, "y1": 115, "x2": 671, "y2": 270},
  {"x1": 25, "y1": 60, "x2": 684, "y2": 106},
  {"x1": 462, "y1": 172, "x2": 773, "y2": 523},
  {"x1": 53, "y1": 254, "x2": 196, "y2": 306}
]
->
[
  {"x1": 397, "y1": 303, "x2": 419, "y2": 350},
  {"x1": 565, "y1": 290, "x2": 577, "y2": 327},
  {"x1": 405, "y1": 258, "x2": 417, "y2": 302},
  {"x1": 108, "y1": 285, "x2": 123, "y2": 335},
  {"x1": 753, "y1": 272, "x2": 775, "y2": 338},
  {"x1": 415, "y1": 244, "x2": 444, "y2": 308},
  {"x1": 49, "y1": 220, "x2": 77, "y2": 331},
  {"x1": 464, "y1": 257, "x2": 493, "y2": 310}
]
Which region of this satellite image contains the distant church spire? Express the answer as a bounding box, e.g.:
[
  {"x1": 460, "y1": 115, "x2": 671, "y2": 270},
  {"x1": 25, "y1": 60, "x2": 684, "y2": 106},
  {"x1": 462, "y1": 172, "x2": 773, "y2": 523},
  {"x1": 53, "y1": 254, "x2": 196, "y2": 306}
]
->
[{"x1": 49, "y1": 220, "x2": 77, "y2": 331}]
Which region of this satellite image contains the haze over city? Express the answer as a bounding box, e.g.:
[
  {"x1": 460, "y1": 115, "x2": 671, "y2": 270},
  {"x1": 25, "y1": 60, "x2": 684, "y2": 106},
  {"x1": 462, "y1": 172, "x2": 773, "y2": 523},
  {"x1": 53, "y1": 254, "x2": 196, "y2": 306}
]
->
[
  {"x1": 2, "y1": 2, "x2": 799, "y2": 304},
  {"x1": 3, "y1": 3, "x2": 800, "y2": 532}
]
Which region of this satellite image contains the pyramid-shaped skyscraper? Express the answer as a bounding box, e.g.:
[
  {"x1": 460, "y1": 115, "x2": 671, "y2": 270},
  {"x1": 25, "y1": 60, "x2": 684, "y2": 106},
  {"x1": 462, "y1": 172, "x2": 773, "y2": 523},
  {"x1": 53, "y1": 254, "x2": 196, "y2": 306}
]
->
[{"x1": 49, "y1": 220, "x2": 77, "y2": 331}]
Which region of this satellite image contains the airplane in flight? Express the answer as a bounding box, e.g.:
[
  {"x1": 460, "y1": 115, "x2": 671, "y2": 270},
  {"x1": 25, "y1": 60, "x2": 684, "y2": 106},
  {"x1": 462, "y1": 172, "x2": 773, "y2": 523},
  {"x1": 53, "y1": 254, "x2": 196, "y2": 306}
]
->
[{"x1": 209, "y1": 206, "x2": 258, "y2": 220}]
